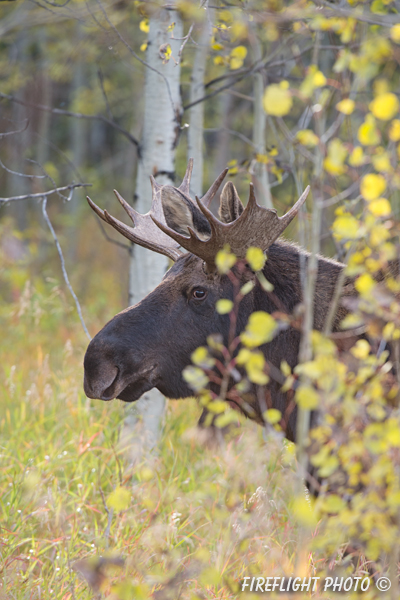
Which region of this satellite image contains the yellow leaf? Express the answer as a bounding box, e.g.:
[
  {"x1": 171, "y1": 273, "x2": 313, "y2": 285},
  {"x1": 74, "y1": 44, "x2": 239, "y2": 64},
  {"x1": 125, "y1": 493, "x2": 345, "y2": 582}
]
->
[
  {"x1": 296, "y1": 385, "x2": 319, "y2": 409},
  {"x1": 300, "y1": 64, "x2": 328, "y2": 96},
  {"x1": 140, "y1": 42, "x2": 148, "y2": 52},
  {"x1": 312, "y1": 70, "x2": 327, "y2": 87},
  {"x1": 212, "y1": 43, "x2": 224, "y2": 51},
  {"x1": 318, "y1": 455, "x2": 339, "y2": 478},
  {"x1": 215, "y1": 246, "x2": 236, "y2": 274},
  {"x1": 213, "y1": 56, "x2": 225, "y2": 66},
  {"x1": 351, "y1": 339, "x2": 370, "y2": 359},
  {"x1": 332, "y1": 213, "x2": 360, "y2": 240},
  {"x1": 243, "y1": 351, "x2": 268, "y2": 385},
  {"x1": 107, "y1": 487, "x2": 131, "y2": 511},
  {"x1": 241, "y1": 311, "x2": 277, "y2": 348},
  {"x1": 246, "y1": 247, "x2": 266, "y2": 271},
  {"x1": 349, "y1": 146, "x2": 365, "y2": 167},
  {"x1": 256, "y1": 153, "x2": 270, "y2": 164},
  {"x1": 229, "y1": 45, "x2": 247, "y2": 70},
  {"x1": 319, "y1": 494, "x2": 346, "y2": 514},
  {"x1": 355, "y1": 273, "x2": 375, "y2": 295},
  {"x1": 336, "y1": 98, "x2": 355, "y2": 115},
  {"x1": 370, "y1": 93, "x2": 399, "y2": 121},
  {"x1": 358, "y1": 114, "x2": 380, "y2": 146},
  {"x1": 323, "y1": 138, "x2": 347, "y2": 175},
  {"x1": 240, "y1": 281, "x2": 255, "y2": 295},
  {"x1": 372, "y1": 148, "x2": 391, "y2": 172},
  {"x1": 390, "y1": 23, "x2": 400, "y2": 43},
  {"x1": 292, "y1": 497, "x2": 317, "y2": 528},
  {"x1": 216, "y1": 299, "x2": 233, "y2": 314},
  {"x1": 231, "y1": 21, "x2": 248, "y2": 41},
  {"x1": 208, "y1": 400, "x2": 227, "y2": 413},
  {"x1": 263, "y1": 83, "x2": 293, "y2": 117},
  {"x1": 360, "y1": 173, "x2": 386, "y2": 200},
  {"x1": 296, "y1": 129, "x2": 319, "y2": 147},
  {"x1": 230, "y1": 57, "x2": 243, "y2": 70},
  {"x1": 191, "y1": 346, "x2": 215, "y2": 368},
  {"x1": 264, "y1": 408, "x2": 281, "y2": 424},
  {"x1": 161, "y1": 44, "x2": 172, "y2": 62},
  {"x1": 230, "y1": 45, "x2": 247, "y2": 59},
  {"x1": 139, "y1": 19, "x2": 149, "y2": 33},
  {"x1": 182, "y1": 366, "x2": 208, "y2": 391},
  {"x1": 368, "y1": 197, "x2": 392, "y2": 217},
  {"x1": 389, "y1": 119, "x2": 400, "y2": 141}
]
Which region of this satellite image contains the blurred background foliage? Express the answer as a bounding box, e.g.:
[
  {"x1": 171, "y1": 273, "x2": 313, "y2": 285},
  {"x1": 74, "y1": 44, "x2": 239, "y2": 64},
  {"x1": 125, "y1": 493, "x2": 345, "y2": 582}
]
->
[{"x1": 2, "y1": 0, "x2": 400, "y2": 597}]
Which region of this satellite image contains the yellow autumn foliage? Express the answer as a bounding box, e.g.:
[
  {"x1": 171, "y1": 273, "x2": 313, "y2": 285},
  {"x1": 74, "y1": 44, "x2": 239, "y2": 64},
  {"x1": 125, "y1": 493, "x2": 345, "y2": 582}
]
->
[{"x1": 263, "y1": 82, "x2": 293, "y2": 117}]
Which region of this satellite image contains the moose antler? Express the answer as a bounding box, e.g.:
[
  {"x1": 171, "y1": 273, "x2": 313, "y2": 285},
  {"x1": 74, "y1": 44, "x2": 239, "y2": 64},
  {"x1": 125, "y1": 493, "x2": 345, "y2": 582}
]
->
[
  {"x1": 152, "y1": 183, "x2": 310, "y2": 271},
  {"x1": 86, "y1": 162, "x2": 202, "y2": 261},
  {"x1": 87, "y1": 159, "x2": 228, "y2": 262}
]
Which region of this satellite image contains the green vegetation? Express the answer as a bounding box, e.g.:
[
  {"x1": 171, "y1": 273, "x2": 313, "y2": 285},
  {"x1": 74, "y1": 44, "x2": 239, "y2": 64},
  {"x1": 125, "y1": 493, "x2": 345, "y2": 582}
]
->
[{"x1": 0, "y1": 262, "x2": 298, "y2": 599}]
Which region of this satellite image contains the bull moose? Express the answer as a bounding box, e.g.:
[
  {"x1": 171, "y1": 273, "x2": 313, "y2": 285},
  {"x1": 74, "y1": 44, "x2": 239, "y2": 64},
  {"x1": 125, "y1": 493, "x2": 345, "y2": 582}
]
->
[{"x1": 83, "y1": 159, "x2": 351, "y2": 442}]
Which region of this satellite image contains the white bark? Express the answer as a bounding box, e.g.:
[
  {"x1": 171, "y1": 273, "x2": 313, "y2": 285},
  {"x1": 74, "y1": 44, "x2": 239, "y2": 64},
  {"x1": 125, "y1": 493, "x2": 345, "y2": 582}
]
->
[
  {"x1": 119, "y1": 5, "x2": 182, "y2": 464},
  {"x1": 252, "y1": 38, "x2": 273, "y2": 209},
  {"x1": 187, "y1": 20, "x2": 212, "y2": 197}
]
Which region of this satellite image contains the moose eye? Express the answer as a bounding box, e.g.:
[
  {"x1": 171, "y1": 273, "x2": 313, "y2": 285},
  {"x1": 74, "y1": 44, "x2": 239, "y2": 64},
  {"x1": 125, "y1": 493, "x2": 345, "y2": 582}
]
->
[{"x1": 192, "y1": 288, "x2": 207, "y2": 300}]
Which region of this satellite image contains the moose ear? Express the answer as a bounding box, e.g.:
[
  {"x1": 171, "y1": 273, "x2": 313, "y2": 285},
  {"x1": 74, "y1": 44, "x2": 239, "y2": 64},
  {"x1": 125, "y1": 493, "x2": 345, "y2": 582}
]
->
[
  {"x1": 161, "y1": 186, "x2": 211, "y2": 241},
  {"x1": 218, "y1": 182, "x2": 244, "y2": 223}
]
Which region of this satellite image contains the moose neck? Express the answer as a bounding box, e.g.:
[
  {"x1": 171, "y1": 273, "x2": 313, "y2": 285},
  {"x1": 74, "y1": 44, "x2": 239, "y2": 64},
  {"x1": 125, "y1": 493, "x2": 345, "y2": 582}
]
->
[{"x1": 257, "y1": 240, "x2": 346, "y2": 331}]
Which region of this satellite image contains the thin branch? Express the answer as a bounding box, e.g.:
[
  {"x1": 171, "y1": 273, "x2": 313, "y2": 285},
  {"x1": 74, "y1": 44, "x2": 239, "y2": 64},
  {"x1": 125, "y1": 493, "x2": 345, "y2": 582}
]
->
[
  {"x1": 94, "y1": 216, "x2": 131, "y2": 250},
  {"x1": 0, "y1": 119, "x2": 29, "y2": 139},
  {"x1": 0, "y1": 182, "x2": 91, "y2": 204},
  {"x1": 322, "y1": 181, "x2": 361, "y2": 208},
  {"x1": 174, "y1": 22, "x2": 194, "y2": 64},
  {"x1": 204, "y1": 127, "x2": 256, "y2": 148},
  {"x1": 0, "y1": 92, "x2": 140, "y2": 149},
  {"x1": 309, "y1": 0, "x2": 400, "y2": 27},
  {"x1": 0, "y1": 157, "x2": 48, "y2": 179},
  {"x1": 94, "y1": 0, "x2": 177, "y2": 116},
  {"x1": 41, "y1": 197, "x2": 92, "y2": 341}
]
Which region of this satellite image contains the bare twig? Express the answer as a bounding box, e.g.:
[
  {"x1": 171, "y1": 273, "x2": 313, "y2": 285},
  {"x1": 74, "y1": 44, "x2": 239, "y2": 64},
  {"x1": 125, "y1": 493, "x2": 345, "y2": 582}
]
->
[
  {"x1": 309, "y1": 0, "x2": 400, "y2": 27},
  {"x1": 0, "y1": 92, "x2": 140, "y2": 149},
  {"x1": 175, "y1": 23, "x2": 194, "y2": 63},
  {"x1": 204, "y1": 127, "x2": 256, "y2": 148},
  {"x1": 0, "y1": 157, "x2": 48, "y2": 179},
  {"x1": 94, "y1": 0, "x2": 177, "y2": 116},
  {"x1": 41, "y1": 197, "x2": 92, "y2": 341},
  {"x1": 322, "y1": 181, "x2": 361, "y2": 208},
  {"x1": 94, "y1": 216, "x2": 131, "y2": 250},
  {"x1": 0, "y1": 119, "x2": 29, "y2": 138},
  {"x1": 0, "y1": 182, "x2": 91, "y2": 204}
]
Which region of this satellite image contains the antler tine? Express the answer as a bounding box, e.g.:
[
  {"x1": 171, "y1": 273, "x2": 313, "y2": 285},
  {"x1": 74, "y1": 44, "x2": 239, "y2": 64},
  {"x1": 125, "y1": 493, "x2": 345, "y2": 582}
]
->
[
  {"x1": 201, "y1": 168, "x2": 229, "y2": 208},
  {"x1": 151, "y1": 183, "x2": 311, "y2": 271},
  {"x1": 86, "y1": 191, "x2": 183, "y2": 262},
  {"x1": 178, "y1": 158, "x2": 193, "y2": 197},
  {"x1": 87, "y1": 196, "x2": 108, "y2": 223},
  {"x1": 278, "y1": 185, "x2": 310, "y2": 230}
]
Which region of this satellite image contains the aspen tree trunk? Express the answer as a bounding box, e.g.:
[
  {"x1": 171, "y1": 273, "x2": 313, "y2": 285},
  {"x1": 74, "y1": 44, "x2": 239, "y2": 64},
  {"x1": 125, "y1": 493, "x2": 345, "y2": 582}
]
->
[
  {"x1": 120, "y1": 5, "x2": 182, "y2": 463},
  {"x1": 252, "y1": 38, "x2": 273, "y2": 209},
  {"x1": 187, "y1": 19, "x2": 212, "y2": 198}
]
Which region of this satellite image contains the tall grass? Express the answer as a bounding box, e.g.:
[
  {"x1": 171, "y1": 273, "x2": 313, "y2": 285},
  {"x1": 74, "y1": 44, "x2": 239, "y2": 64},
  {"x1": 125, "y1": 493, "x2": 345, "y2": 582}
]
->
[{"x1": 0, "y1": 232, "x2": 301, "y2": 599}]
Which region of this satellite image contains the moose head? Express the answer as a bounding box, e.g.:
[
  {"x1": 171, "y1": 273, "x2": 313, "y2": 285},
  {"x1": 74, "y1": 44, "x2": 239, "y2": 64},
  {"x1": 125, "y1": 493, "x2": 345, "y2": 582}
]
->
[{"x1": 84, "y1": 160, "x2": 344, "y2": 440}]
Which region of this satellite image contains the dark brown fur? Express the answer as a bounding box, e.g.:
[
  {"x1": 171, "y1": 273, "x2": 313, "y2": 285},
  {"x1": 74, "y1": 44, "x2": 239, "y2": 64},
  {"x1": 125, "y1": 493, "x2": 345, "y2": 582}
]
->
[{"x1": 84, "y1": 238, "x2": 350, "y2": 442}]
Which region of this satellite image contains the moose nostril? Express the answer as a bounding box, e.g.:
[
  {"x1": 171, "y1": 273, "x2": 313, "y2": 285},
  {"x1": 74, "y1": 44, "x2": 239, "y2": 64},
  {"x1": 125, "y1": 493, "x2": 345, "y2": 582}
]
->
[
  {"x1": 84, "y1": 365, "x2": 120, "y2": 400},
  {"x1": 102, "y1": 366, "x2": 120, "y2": 399}
]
